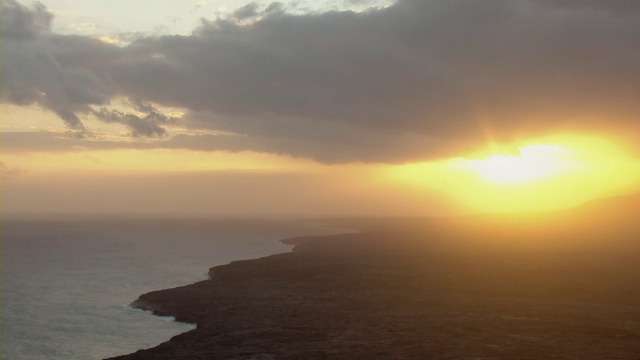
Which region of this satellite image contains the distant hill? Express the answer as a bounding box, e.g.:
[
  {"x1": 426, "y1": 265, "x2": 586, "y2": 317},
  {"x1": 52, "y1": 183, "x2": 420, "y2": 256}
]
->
[
  {"x1": 571, "y1": 191, "x2": 640, "y2": 219},
  {"x1": 337, "y1": 191, "x2": 638, "y2": 224},
  {"x1": 322, "y1": 191, "x2": 640, "y2": 253}
]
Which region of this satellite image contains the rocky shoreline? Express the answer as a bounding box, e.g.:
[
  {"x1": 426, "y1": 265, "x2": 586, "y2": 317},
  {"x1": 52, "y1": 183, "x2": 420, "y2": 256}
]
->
[{"x1": 108, "y1": 212, "x2": 640, "y2": 360}]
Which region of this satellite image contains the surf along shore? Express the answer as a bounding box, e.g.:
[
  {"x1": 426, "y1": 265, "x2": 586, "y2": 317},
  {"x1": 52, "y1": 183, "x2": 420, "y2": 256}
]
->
[{"x1": 109, "y1": 197, "x2": 640, "y2": 359}]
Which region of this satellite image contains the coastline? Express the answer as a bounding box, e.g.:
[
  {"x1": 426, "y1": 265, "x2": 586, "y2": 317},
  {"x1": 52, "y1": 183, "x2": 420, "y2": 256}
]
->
[
  {"x1": 123, "y1": 232, "x2": 352, "y2": 324},
  {"x1": 108, "y1": 218, "x2": 640, "y2": 359},
  {"x1": 122, "y1": 305, "x2": 194, "y2": 324}
]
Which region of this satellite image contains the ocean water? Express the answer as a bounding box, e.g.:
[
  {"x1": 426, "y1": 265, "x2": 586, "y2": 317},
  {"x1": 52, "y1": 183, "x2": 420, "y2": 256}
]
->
[{"x1": 1, "y1": 216, "x2": 344, "y2": 359}]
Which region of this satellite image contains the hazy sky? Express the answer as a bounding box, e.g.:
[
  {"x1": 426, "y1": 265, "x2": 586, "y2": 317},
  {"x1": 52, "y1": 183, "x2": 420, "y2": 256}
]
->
[{"x1": 2, "y1": 0, "x2": 640, "y2": 216}]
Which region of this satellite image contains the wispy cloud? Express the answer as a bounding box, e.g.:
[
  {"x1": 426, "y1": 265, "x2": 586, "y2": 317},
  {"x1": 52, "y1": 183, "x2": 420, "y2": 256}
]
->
[{"x1": 0, "y1": 161, "x2": 29, "y2": 180}]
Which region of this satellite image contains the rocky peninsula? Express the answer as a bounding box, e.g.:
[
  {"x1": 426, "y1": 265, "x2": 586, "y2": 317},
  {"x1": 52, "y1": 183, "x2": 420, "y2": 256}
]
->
[{"x1": 109, "y1": 196, "x2": 640, "y2": 359}]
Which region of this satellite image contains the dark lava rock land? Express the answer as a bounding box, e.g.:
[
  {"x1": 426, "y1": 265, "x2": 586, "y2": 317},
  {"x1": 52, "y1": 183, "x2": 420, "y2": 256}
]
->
[{"x1": 109, "y1": 195, "x2": 640, "y2": 359}]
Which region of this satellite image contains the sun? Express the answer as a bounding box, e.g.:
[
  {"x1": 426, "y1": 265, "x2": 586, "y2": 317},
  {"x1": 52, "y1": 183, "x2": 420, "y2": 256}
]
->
[
  {"x1": 388, "y1": 133, "x2": 640, "y2": 213},
  {"x1": 454, "y1": 144, "x2": 582, "y2": 185}
]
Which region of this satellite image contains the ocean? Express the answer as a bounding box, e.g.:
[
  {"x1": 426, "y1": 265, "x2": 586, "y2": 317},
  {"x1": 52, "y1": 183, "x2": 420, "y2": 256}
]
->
[{"x1": 1, "y1": 216, "x2": 345, "y2": 359}]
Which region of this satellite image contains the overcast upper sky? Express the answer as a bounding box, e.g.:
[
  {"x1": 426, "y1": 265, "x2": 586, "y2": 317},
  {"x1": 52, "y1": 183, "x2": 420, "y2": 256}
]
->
[{"x1": 3, "y1": 0, "x2": 640, "y2": 164}]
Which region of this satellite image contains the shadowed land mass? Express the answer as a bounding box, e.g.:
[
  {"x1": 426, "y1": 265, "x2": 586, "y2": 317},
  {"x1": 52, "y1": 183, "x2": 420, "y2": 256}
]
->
[{"x1": 109, "y1": 193, "x2": 640, "y2": 359}]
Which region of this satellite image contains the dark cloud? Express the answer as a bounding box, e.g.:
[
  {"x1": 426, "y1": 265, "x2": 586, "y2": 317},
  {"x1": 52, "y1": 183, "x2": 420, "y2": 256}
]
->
[
  {"x1": 533, "y1": 0, "x2": 640, "y2": 14},
  {"x1": 2, "y1": 0, "x2": 640, "y2": 162},
  {"x1": 90, "y1": 99, "x2": 173, "y2": 137},
  {"x1": 231, "y1": 2, "x2": 261, "y2": 20},
  {"x1": 2, "y1": 0, "x2": 116, "y2": 137},
  {"x1": 0, "y1": 0, "x2": 167, "y2": 138},
  {"x1": 1, "y1": 0, "x2": 52, "y2": 40},
  {"x1": 264, "y1": 2, "x2": 285, "y2": 15},
  {"x1": 1, "y1": 130, "x2": 461, "y2": 164}
]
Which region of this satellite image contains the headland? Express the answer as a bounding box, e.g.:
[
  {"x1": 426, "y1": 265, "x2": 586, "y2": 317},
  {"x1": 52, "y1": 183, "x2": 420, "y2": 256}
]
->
[{"x1": 109, "y1": 194, "x2": 640, "y2": 359}]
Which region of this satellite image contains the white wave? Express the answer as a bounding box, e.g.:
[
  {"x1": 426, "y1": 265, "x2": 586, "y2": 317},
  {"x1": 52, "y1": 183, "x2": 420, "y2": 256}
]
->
[{"x1": 121, "y1": 304, "x2": 175, "y2": 321}]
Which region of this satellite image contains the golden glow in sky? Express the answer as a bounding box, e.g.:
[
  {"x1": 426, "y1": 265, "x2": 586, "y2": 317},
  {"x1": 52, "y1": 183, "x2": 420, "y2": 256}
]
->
[
  {"x1": 2, "y1": 135, "x2": 640, "y2": 215},
  {"x1": 389, "y1": 134, "x2": 640, "y2": 214},
  {"x1": 5, "y1": 0, "x2": 640, "y2": 218},
  {"x1": 453, "y1": 144, "x2": 582, "y2": 185},
  {"x1": 2, "y1": 149, "x2": 315, "y2": 173}
]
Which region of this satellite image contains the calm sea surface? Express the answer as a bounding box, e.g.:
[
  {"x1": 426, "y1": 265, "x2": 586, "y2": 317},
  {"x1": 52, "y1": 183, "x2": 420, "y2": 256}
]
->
[{"x1": 1, "y1": 216, "x2": 345, "y2": 359}]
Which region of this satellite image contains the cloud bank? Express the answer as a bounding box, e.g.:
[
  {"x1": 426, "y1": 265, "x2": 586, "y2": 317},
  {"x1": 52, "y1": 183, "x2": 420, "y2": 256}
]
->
[{"x1": 3, "y1": 0, "x2": 640, "y2": 162}]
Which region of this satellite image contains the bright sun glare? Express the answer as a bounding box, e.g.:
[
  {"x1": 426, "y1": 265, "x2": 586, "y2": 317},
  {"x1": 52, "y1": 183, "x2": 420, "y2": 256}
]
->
[
  {"x1": 389, "y1": 134, "x2": 640, "y2": 213},
  {"x1": 454, "y1": 144, "x2": 582, "y2": 185}
]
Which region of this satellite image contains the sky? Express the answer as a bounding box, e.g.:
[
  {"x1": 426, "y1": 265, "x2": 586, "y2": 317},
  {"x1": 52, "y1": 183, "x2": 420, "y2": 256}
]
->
[{"x1": 2, "y1": 0, "x2": 640, "y2": 217}]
